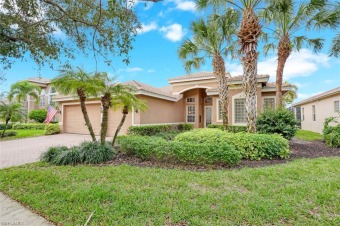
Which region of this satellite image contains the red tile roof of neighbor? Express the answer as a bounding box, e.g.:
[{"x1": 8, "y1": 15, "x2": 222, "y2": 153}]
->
[{"x1": 292, "y1": 86, "x2": 340, "y2": 107}]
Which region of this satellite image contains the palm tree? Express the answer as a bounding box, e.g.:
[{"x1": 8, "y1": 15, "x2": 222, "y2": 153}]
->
[
  {"x1": 8, "y1": 80, "x2": 41, "y2": 121},
  {"x1": 0, "y1": 101, "x2": 25, "y2": 138},
  {"x1": 51, "y1": 68, "x2": 100, "y2": 142},
  {"x1": 111, "y1": 86, "x2": 147, "y2": 146},
  {"x1": 178, "y1": 9, "x2": 239, "y2": 128},
  {"x1": 261, "y1": 0, "x2": 339, "y2": 107},
  {"x1": 197, "y1": 0, "x2": 262, "y2": 133},
  {"x1": 282, "y1": 83, "x2": 297, "y2": 107}
]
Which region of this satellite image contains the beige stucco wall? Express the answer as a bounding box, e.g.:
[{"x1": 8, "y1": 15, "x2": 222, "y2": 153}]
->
[
  {"x1": 138, "y1": 95, "x2": 185, "y2": 125},
  {"x1": 299, "y1": 93, "x2": 340, "y2": 133},
  {"x1": 171, "y1": 78, "x2": 217, "y2": 93}
]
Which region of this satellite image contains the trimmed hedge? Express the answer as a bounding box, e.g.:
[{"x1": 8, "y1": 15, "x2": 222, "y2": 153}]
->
[
  {"x1": 28, "y1": 109, "x2": 47, "y2": 123},
  {"x1": 324, "y1": 125, "x2": 340, "y2": 148},
  {"x1": 117, "y1": 135, "x2": 241, "y2": 166},
  {"x1": 41, "y1": 142, "x2": 116, "y2": 165},
  {"x1": 0, "y1": 123, "x2": 13, "y2": 130},
  {"x1": 12, "y1": 123, "x2": 46, "y2": 130},
  {"x1": 175, "y1": 129, "x2": 290, "y2": 160},
  {"x1": 256, "y1": 108, "x2": 298, "y2": 140},
  {"x1": 45, "y1": 124, "x2": 61, "y2": 135},
  {"x1": 207, "y1": 124, "x2": 247, "y2": 133},
  {"x1": 128, "y1": 123, "x2": 194, "y2": 136},
  {"x1": 0, "y1": 131, "x2": 17, "y2": 138}
]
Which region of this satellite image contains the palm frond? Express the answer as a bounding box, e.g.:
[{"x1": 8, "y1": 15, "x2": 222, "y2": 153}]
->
[{"x1": 329, "y1": 33, "x2": 340, "y2": 57}]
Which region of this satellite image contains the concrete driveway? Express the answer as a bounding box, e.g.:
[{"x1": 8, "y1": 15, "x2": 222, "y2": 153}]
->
[{"x1": 0, "y1": 134, "x2": 93, "y2": 169}]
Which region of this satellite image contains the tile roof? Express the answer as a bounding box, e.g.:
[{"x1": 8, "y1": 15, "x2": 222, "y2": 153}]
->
[
  {"x1": 168, "y1": 71, "x2": 231, "y2": 82},
  {"x1": 292, "y1": 86, "x2": 340, "y2": 107},
  {"x1": 27, "y1": 77, "x2": 51, "y2": 84},
  {"x1": 123, "y1": 80, "x2": 179, "y2": 99}
]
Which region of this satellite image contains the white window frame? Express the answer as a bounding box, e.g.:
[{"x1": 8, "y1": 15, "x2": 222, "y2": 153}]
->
[
  {"x1": 186, "y1": 105, "x2": 195, "y2": 124},
  {"x1": 232, "y1": 92, "x2": 248, "y2": 126},
  {"x1": 312, "y1": 105, "x2": 316, "y2": 121},
  {"x1": 39, "y1": 89, "x2": 46, "y2": 107},
  {"x1": 334, "y1": 101, "x2": 340, "y2": 113},
  {"x1": 302, "y1": 107, "x2": 304, "y2": 121},
  {"x1": 186, "y1": 97, "x2": 195, "y2": 103},
  {"x1": 262, "y1": 96, "x2": 276, "y2": 111}
]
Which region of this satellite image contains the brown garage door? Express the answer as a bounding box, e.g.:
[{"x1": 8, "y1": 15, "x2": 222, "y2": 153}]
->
[
  {"x1": 106, "y1": 108, "x2": 132, "y2": 137},
  {"x1": 63, "y1": 103, "x2": 101, "y2": 135}
]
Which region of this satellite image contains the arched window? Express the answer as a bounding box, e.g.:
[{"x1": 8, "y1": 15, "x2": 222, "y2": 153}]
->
[{"x1": 39, "y1": 89, "x2": 46, "y2": 107}]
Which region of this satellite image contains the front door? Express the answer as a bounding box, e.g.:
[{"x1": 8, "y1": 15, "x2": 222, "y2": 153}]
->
[{"x1": 205, "y1": 106, "x2": 212, "y2": 127}]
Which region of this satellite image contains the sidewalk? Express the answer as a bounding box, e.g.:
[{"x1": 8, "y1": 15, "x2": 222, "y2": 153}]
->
[{"x1": 0, "y1": 192, "x2": 54, "y2": 226}]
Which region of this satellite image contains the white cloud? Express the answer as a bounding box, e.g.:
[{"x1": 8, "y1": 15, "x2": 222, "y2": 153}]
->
[
  {"x1": 226, "y1": 49, "x2": 330, "y2": 80},
  {"x1": 159, "y1": 23, "x2": 185, "y2": 42},
  {"x1": 176, "y1": 1, "x2": 196, "y2": 12},
  {"x1": 126, "y1": 67, "x2": 143, "y2": 73},
  {"x1": 324, "y1": 79, "x2": 336, "y2": 84},
  {"x1": 147, "y1": 69, "x2": 155, "y2": 73},
  {"x1": 137, "y1": 22, "x2": 158, "y2": 34}
]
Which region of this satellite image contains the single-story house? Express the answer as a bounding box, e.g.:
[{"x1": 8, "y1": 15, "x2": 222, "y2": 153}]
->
[
  {"x1": 292, "y1": 86, "x2": 340, "y2": 134},
  {"x1": 52, "y1": 71, "x2": 291, "y2": 136}
]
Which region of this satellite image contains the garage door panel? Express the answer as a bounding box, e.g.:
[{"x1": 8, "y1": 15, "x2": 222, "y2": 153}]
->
[
  {"x1": 63, "y1": 104, "x2": 101, "y2": 135},
  {"x1": 106, "y1": 108, "x2": 132, "y2": 137}
]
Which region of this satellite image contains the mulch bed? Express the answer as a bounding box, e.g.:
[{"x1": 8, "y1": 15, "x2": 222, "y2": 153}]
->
[{"x1": 102, "y1": 139, "x2": 340, "y2": 171}]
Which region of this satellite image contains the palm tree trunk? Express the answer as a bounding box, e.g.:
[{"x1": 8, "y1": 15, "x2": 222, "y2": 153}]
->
[
  {"x1": 112, "y1": 106, "x2": 128, "y2": 146},
  {"x1": 213, "y1": 53, "x2": 229, "y2": 129},
  {"x1": 238, "y1": 7, "x2": 261, "y2": 133},
  {"x1": 77, "y1": 90, "x2": 97, "y2": 142},
  {"x1": 0, "y1": 119, "x2": 9, "y2": 138},
  {"x1": 100, "y1": 93, "x2": 111, "y2": 145},
  {"x1": 276, "y1": 34, "x2": 291, "y2": 108}
]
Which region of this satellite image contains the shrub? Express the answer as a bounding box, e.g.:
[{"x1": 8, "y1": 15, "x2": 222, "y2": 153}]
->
[
  {"x1": 0, "y1": 123, "x2": 13, "y2": 130},
  {"x1": 45, "y1": 124, "x2": 61, "y2": 135},
  {"x1": 41, "y1": 146, "x2": 68, "y2": 163},
  {"x1": 79, "y1": 141, "x2": 116, "y2": 164},
  {"x1": 256, "y1": 108, "x2": 297, "y2": 140},
  {"x1": 0, "y1": 131, "x2": 17, "y2": 138},
  {"x1": 28, "y1": 109, "x2": 47, "y2": 123},
  {"x1": 54, "y1": 147, "x2": 82, "y2": 165},
  {"x1": 207, "y1": 124, "x2": 247, "y2": 133},
  {"x1": 324, "y1": 125, "x2": 340, "y2": 148},
  {"x1": 128, "y1": 124, "x2": 194, "y2": 136},
  {"x1": 117, "y1": 135, "x2": 241, "y2": 166},
  {"x1": 12, "y1": 123, "x2": 46, "y2": 130},
  {"x1": 175, "y1": 129, "x2": 290, "y2": 160},
  {"x1": 152, "y1": 131, "x2": 182, "y2": 141}
]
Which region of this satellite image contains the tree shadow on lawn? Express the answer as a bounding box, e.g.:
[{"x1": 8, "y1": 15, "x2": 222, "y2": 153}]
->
[{"x1": 101, "y1": 139, "x2": 340, "y2": 171}]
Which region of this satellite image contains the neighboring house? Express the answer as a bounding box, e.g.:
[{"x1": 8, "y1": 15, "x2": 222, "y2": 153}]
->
[
  {"x1": 26, "y1": 77, "x2": 59, "y2": 121},
  {"x1": 292, "y1": 87, "x2": 340, "y2": 134},
  {"x1": 53, "y1": 71, "x2": 291, "y2": 136}
]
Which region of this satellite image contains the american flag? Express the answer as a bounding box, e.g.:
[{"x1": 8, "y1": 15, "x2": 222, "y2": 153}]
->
[{"x1": 45, "y1": 106, "x2": 58, "y2": 124}]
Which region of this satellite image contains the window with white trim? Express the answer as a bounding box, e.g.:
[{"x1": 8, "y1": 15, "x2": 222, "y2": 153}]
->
[
  {"x1": 312, "y1": 105, "x2": 316, "y2": 121},
  {"x1": 263, "y1": 97, "x2": 275, "y2": 111},
  {"x1": 186, "y1": 97, "x2": 195, "y2": 103},
  {"x1": 335, "y1": 101, "x2": 339, "y2": 112},
  {"x1": 39, "y1": 90, "x2": 45, "y2": 107},
  {"x1": 302, "y1": 107, "x2": 304, "y2": 121},
  {"x1": 234, "y1": 99, "x2": 246, "y2": 123},
  {"x1": 187, "y1": 105, "x2": 195, "y2": 123}
]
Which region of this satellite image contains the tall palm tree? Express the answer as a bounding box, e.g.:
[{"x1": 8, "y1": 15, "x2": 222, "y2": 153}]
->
[
  {"x1": 111, "y1": 86, "x2": 147, "y2": 146},
  {"x1": 261, "y1": 0, "x2": 339, "y2": 107},
  {"x1": 178, "y1": 9, "x2": 239, "y2": 128},
  {"x1": 197, "y1": 0, "x2": 262, "y2": 133},
  {"x1": 0, "y1": 101, "x2": 25, "y2": 138},
  {"x1": 8, "y1": 80, "x2": 41, "y2": 121},
  {"x1": 282, "y1": 82, "x2": 297, "y2": 107},
  {"x1": 51, "y1": 68, "x2": 100, "y2": 142}
]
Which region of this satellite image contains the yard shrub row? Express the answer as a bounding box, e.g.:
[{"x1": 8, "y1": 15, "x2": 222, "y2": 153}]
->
[
  {"x1": 207, "y1": 124, "x2": 247, "y2": 133},
  {"x1": 323, "y1": 116, "x2": 340, "y2": 148},
  {"x1": 128, "y1": 123, "x2": 194, "y2": 136},
  {"x1": 41, "y1": 141, "x2": 116, "y2": 165},
  {"x1": 0, "y1": 123, "x2": 13, "y2": 130},
  {"x1": 12, "y1": 123, "x2": 46, "y2": 130},
  {"x1": 45, "y1": 124, "x2": 61, "y2": 135},
  {"x1": 0, "y1": 131, "x2": 17, "y2": 137},
  {"x1": 117, "y1": 135, "x2": 241, "y2": 166},
  {"x1": 174, "y1": 129, "x2": 290, "y2": 160}
]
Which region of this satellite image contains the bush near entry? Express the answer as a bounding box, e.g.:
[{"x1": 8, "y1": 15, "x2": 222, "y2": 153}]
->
[
  {"x1": 12, "y1": 123, "x2": 46, "y2": 130},
  {"x1": 256, "y1": 108, "x2": 298, "y2": 140},
  {"x1": 28, "y1": 109, "x2": 48, "y2": 123},
  {"x1": 175, "y1": 129, "x2": 290, "y2": 160},
  {"x1": 128, "y1": 123, "x2": 194, "y2": 136},
  {"x1": 207, "y1": 124, "x2": 247, "y2": 133},
  {"x1": 45, "y1": 124, "x2": 61, "y2": 135},
  {"x1": 117, "y1": 135, "x2": 241, "y2": 166}
]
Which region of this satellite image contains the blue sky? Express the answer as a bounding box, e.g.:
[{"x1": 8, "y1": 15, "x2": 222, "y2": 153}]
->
[{"x1": 1, "y1": 0, "x2": 339, "y2": 103}]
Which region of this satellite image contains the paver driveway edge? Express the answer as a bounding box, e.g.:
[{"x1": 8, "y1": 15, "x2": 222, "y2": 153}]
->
[{"x1": 0, "y1": 192, "x2": 55, "y2": 226}]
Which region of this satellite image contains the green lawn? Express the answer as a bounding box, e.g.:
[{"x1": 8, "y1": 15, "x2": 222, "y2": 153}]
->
[
  {"x1": 294, "y1": 130, "x2": 323, "y2": 141},
  {"x1": 0, "y1": 129, "x2": 45, "y2": 140},
  {"x1": 0, "y1": 158, "x2": 339, "y2": 225}
]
